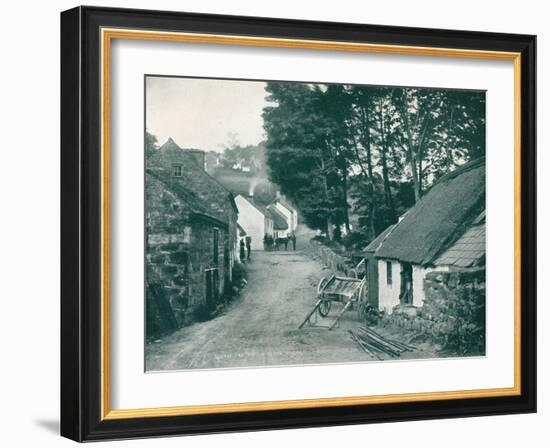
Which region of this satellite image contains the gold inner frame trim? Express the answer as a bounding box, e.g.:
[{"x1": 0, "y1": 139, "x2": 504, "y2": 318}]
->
[{"x1": 100, "y1": 27, "x2": 522, "y2": 421}]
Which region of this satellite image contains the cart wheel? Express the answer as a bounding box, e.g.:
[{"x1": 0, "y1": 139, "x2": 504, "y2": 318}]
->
[
  {"x1": 317, "y1": 277, "x2": 330, "y2": 295},
  {"x1": 356, "y1": 281, "x2": 367, "y2": 318},
  {"x1": 318, "y1": 300, "x2": 332, "y2": 317}
]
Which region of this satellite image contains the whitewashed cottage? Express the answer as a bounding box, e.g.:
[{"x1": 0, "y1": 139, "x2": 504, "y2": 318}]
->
[{"x1": 369, "y1": 158, "x2": 486, "y2": 313}]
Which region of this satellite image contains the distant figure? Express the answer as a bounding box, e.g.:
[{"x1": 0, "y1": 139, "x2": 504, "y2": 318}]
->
[
  {"x1": 290, "y1": 232, "x2": 297, "y2": 250},
  {"x1": 239, "y1": 239, "x2": 246, "y2": 263},
  {"x1": 283, "y1": 237, "x2": 289, "y2": 250},
  {"x1": 245, "y1": 236, "x2": 252, "y2": 260},
  {"x1": 263, "y1": 233, "x2": 269, "y2": 250}
]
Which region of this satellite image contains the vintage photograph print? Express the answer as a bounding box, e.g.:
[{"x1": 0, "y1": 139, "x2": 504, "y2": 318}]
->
[{"x1": 144, "y1": 75, "x2": 486, "y2": 371}]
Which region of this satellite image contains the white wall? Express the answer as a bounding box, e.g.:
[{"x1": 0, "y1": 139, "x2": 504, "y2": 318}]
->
[
  {"x1": 0, "y1": 1, "x2": 546, "y2": 448},
  {"x1": 235, "y1": 195, "x2": 269, "y2": 250},
  {"x1": 378, "y1": 259, "x2": 402, "y2": 313},
  {"x1": 380, "y1": 263, "x2": 451, "y2": 309},
  {"x1": 411, "y1": 265, "x2": 450, "y2": 307},
  {"x1": 272, "y1": 201, "x2": 295, "y2": 235}
]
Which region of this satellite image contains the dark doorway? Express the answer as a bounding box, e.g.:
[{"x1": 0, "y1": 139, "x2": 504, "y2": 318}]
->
[
  {"x1": 400, "y1": 262, "x2": 413, "y2": 305},
  {"x1": 205, "y1": 267, "x2": 219, "y2": 309}
]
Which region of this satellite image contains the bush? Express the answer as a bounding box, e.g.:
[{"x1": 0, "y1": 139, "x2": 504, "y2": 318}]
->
[{"x1": 341, "y1": 231, "x2": 370, "y2": 250}]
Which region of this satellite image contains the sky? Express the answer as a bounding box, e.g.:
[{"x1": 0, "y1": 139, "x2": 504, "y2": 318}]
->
[{"x1": 146, "y1": 76, "x2": 271, "y2": 152}]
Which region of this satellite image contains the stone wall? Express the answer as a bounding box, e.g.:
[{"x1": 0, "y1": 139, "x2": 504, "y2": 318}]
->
[
  {"x1": 145, "y1": 173, "x2": 231, "y2": 339},
  {"x1": 412, "y1": 265, "x2": 448, "y2": 307},
  {"x1": 149, "y1": 143, "x2": 238, "y2": 265},
  {"x1": 308, "y1": 240, "x2": 356, "y2": 277},
  {"x1": 381, "y1": 268, "x2": 486, "y2": 356}
]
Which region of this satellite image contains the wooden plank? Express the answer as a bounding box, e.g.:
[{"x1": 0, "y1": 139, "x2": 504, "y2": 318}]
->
[
  {"x1": 298, "y1": 299, "x2": 322, "y2": 329},
  {"x1": 329, "y1": 300, "x2": 353, "y2": 330}
]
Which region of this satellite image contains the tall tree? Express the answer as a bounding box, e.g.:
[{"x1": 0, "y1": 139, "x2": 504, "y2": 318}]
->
[
  {"x1": 145, "y1": 130, "x2": 159, "y2": 159},
  {"x1": 262, "y1": 81, "x2": 486, "y2": 244},
  {"x1": 263, "y1": 82, "x2": 338, "y2": 234}
]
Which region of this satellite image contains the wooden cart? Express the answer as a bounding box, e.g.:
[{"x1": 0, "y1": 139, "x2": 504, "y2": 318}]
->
[{"x1": 299, "y1": 274, "x2": 368, "y2": 330}]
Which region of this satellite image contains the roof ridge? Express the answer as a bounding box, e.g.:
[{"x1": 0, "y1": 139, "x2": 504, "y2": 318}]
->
[
  {"x1": 431, "y1": 156, "x2": 485, "y2": 186},
  {"x1": 158, "y1": 137, "x2": 237, "y2": 209},
  {"x1": 374, "y1": 158, "x2": 486, "y2": 265},
  {"x1": 238, "y1": 194, "x2": 270, "y2": 216}
]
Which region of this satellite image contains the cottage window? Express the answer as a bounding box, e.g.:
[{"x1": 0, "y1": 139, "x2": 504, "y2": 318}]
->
[
  {"x1": 386, "y1": 261, "x2": 392, "y2": 285},
  {"x1": 172, "y1": 164, "x2": 182, "y2": 177}
]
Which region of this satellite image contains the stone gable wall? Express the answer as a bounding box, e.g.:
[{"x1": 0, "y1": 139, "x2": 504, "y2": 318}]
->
[
  {"x1": 145, "y1": 174, "x2": 230, "y2": 339},
  {"x1": 149, "y1": 149, "x2": 238, "y2": 274}
]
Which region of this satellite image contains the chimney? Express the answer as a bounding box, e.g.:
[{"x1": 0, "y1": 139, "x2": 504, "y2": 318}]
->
[{"x1": 187, "y1": 149, "x2": 205, "y2": 171}]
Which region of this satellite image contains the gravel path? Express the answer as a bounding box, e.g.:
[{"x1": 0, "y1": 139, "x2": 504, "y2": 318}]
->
[{"x1": 145, "y1": 248, "x2": 371, "y2": 371}]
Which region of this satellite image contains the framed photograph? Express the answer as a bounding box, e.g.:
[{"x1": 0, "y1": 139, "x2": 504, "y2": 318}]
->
[{"x1": 60, "y1": 6, "x2": 536, "y2": 442}]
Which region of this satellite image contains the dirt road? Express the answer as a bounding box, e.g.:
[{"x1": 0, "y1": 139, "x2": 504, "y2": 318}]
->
[{"x1": 146, "y1": 248, "x2": 371, "y2": 371}]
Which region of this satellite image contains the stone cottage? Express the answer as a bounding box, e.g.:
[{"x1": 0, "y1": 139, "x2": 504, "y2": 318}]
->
[
  {"x1": 369, "y1": 157, "x2": 486, "y2": 314},
  {"x1": 145, "y1": 138, "x2": 239, "y2": 337}
]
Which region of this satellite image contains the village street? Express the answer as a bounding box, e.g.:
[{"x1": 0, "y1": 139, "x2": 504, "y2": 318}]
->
[{"x1": 146, "y1": 246, "x2": 371, "y2": 371}]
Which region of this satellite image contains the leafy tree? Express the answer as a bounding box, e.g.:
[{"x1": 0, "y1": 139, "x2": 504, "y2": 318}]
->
[
  {"x1": 391, "y1": 88, "x2": 485, "y2": 201},
  {"x1": 262, "y1": 82, "x2": 485, "y2": 245},
  {"x1": 145, "y1": 130, "x2": 159, "y2": 159},
  {"x1": 263, "y1": 82, "x2": 342, "y2": 235}
]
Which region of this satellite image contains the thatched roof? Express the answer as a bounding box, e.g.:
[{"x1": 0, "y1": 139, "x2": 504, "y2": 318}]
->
[
  {"x1": 236, "y1": 195, "x2": 289, "y2": 230},
  {"x1": 375, "y1": 158, "x2": 485, "y2": 265},
  {"x1": 363, "y1": 224, "x2": 396, "y2": 254},
  {"x1": 240, "y1": 195, "x2": 271, "y2": 217},
  {"x1": 268, "y1": 207, "x2": 289, "y2": 230},
  {"x1": 271, "y1": 197, "x2": 296, "y2": 213}
]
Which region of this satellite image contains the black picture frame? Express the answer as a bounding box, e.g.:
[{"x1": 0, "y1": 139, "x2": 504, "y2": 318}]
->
[{"x1": 61, "y1": 5, "x2": 536, "y2": 442}]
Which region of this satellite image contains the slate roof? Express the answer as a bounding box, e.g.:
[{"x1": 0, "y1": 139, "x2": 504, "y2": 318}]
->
[
  {"x1": 146, "y1": 170, "x2": 227, "y2": 228},
  {"x1": 374, "y1": 157, "x2": 486, "y2": 265},
  {"x1": 434, "y1": 222, "x2": 485, "y2": 268}
]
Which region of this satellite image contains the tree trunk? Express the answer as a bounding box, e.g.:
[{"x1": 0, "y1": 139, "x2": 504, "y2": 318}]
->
[
  {"x1": 341, "y1": 156, "x2": 350, "y2": 234},
  {"x1": 378, "y1": 104, "x2": 396, "y2": 223},
  {"x1": 319, "y1": 155, "x2": 333, "y2": 239},
  {"x1": 359, "y1": 105, "x2": 376, "y2": 240},
  {"x1": 396, "y1": 90, "x2": 421, "y2": 203}
]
